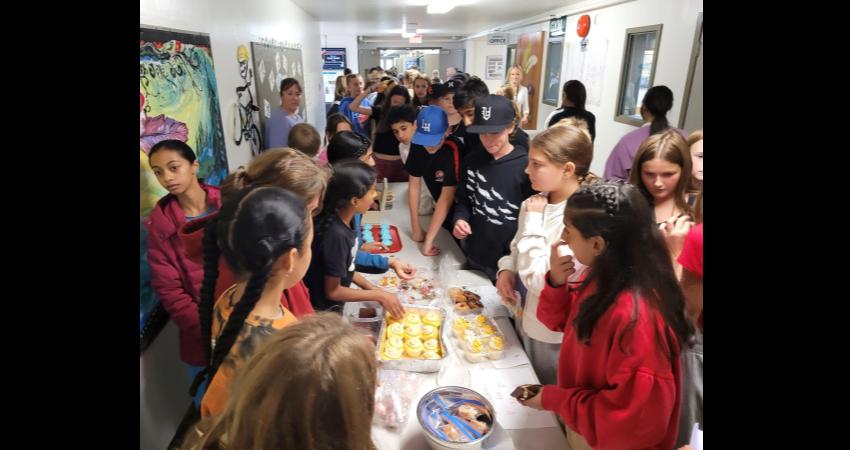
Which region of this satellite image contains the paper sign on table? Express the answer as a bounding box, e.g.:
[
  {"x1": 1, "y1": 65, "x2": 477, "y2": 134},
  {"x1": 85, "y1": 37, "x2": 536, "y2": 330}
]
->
[{"x1": 469, "y1": 366, "x2": 559, "y2": 430}]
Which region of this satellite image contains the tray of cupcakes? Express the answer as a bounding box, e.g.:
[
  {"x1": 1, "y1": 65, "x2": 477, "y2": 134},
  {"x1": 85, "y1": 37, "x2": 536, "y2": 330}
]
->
[
  {"x1": 450, "y1": 314, "x2": 506, "y2": 363},
  {"x1": 377, "y1": 305, "x2": 449, "y2": 373}
]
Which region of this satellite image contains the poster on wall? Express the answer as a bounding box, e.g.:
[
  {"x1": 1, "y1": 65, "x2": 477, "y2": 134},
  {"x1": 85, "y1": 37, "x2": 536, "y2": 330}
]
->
[
  {"x1": 250, "y1": 42, "x2": 306, "y2": 144},
  {"x1": 139, "y1": 26, "x2": 229, "y2": 340},
  {"x1": 323, "y1": 70, "x2": 343, "y2": 103},
  {"x1": 516, "y1": 31, "x2": 545, "y2": 130},
  {"x1": 321, "y1": 48, "x2": 346, "y2": 70},
  {"x1": 564, "y1": 39, "x2": 609, "y2": 108},
  {"x1": 486, "y1": 55, "x2": 505, "y2": 80}
]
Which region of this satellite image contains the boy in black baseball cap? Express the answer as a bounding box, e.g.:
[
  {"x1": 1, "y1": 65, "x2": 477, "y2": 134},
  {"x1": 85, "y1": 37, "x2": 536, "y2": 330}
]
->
[{"x1": 452, "y1": 94, "x2": 534, "y2": 281}]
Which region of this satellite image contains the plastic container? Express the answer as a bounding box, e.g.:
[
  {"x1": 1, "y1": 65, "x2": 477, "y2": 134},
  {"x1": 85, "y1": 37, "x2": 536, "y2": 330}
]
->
[
  {"x1": 342, "y1": 301, "x2": 383, "y2": 342},
  {"x1": 417, "y1": 386, "x2": 496, "y2": 450}
]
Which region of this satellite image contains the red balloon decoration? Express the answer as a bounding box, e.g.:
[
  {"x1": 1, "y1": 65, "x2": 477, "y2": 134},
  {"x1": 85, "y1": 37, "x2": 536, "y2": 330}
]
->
[{"x1": 577, "y1": 15, "x2": 591, "y2": 38}]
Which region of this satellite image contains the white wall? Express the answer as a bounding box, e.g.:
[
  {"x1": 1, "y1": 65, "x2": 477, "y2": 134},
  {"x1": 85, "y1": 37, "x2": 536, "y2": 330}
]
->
[
  {"x1": 464, "y1": 37, "x2": 507, "y2": 93},
  {"x1": 464, "y1": 0, "x2": 703, "y2": 176},
  {"x1": 141, "y1": 0, "x2": 325, "y2": 172}
]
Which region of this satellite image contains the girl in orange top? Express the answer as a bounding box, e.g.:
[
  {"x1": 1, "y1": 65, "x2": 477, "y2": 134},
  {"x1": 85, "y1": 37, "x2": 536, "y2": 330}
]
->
[{"x1": 194, "y1": 186, "x2": 314, "y2": 417}]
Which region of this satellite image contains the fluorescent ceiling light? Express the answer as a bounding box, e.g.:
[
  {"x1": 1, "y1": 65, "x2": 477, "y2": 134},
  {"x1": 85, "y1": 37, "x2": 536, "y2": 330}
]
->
[{"x1": 427, "y1": 0, "x2": 454, "y2": 14}]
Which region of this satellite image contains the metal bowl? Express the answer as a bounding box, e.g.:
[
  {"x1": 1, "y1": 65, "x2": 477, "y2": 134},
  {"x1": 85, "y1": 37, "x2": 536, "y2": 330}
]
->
[{"x1": 416, "y1": 386, "x2": 496, "y2": 450}]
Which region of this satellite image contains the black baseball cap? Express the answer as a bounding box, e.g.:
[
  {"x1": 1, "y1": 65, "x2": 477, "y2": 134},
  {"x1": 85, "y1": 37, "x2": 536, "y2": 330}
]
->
[
  {"x1": 427, "y1": 81, "x2": 460, "y2": 100},
  {"x1": 466, "y1": 95, "x2": 516, "y2": 133}
]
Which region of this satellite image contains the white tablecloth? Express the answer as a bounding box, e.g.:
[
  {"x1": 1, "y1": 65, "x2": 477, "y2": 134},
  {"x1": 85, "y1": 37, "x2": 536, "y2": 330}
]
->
[{"x1": 364, "y1": 182, "x2": 568, "y2": 450}]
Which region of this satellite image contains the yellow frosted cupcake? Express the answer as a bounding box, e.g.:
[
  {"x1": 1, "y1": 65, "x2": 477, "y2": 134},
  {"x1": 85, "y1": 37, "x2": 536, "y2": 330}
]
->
[
  {"x1": 404, "y1": 337, "x2": 424, "y2": 358},
  {"x1": 465, "y1": 339, "x2": 484, "y2": 363},
  {"x1": 424, "y1": 338, "x2": 440, "y2": 352},
  {"x1": 474, "y1": 315, "x2": 488, "y2": 327},
  {"x1": 404, "y1": 312, "x2": 422, "y2": 326},
  {"x1": 487, "y1": 335, "x2": 505, "y2": 359},
  {"x1": 422, "y1": 324, "x2": 438, "y2": 340},
  {"x1": 383, "y1": 345, "x2": 403, "y2": 360},
  {"x1": 387, "y1": 322, "x2": 405, "y2": 339},
  {"x1": 423, "y1": 311, "x2": 442, "y2": 327},
  {"x1": 423, "y1": 349, "x2": 441, "y2": 359},
  {"x1": 478, "y1": 324, "x2": 496, "y2": 338},
  {"x1": 453, "y1": 317, "x2": 471, "y2": 338},
  {"x1": 405, "y1": 324, "x2": 422, "y2": 340},
  {"x1": 462, "y1": 329, "x2": 477, "y2": 344},
  {"x1": 386, "y1": 336, "x2": 404, "y2": 350}
]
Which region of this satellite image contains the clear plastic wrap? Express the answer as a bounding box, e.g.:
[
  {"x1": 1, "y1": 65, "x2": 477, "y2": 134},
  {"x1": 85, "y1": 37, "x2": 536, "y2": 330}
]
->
[{"x1": 373, "y1": 369, "x2": 423, "y2": 429}]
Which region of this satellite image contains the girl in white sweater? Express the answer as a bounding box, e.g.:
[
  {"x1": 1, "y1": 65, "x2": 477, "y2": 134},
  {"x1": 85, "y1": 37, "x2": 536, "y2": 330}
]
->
[{"x1": 495, "y1": 121, "x2": 597, "y2": 384}]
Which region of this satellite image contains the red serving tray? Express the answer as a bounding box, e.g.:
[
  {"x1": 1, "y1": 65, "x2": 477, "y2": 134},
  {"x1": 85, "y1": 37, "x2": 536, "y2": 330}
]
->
[{"x1": 363, "y1": 224, "x2": 403, "y2": 253}]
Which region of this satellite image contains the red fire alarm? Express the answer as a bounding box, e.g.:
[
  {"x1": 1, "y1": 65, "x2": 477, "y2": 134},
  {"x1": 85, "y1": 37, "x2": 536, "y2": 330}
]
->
[{"x1": 577, "y1": 15, "x2": 591, "y2": 38}]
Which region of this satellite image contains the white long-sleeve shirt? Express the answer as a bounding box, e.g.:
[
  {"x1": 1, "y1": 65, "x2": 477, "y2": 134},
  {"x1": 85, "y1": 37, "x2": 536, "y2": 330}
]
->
[{"x1": 497, "y1": 197, "x2": 588, "y2": 343}]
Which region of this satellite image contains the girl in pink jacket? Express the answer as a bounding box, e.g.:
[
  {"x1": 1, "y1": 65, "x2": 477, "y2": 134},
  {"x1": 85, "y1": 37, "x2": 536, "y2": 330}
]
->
[{"x1": 144, "y1": 139, "x2": 221, "y2": 407}]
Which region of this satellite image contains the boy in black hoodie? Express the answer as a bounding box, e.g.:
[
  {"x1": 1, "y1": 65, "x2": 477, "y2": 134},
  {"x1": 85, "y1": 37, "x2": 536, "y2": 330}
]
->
[{"x1": 453, "y1": 95, "x2": 534, "y2": 281}]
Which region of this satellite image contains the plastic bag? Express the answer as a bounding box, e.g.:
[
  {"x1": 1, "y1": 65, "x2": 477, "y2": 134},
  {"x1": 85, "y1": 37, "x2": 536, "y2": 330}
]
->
[{"x1": 373, "y1": 370, "x2": 422, "y2": 429}]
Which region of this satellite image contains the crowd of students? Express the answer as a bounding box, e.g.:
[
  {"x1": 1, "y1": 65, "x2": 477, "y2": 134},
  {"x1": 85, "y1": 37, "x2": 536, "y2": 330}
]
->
[{"x1": 143, "y1": 63, "x2": 703, "y2": 449}]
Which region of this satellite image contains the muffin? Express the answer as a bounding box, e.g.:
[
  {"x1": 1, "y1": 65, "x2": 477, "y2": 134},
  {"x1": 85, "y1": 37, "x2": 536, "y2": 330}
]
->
[
  {"x1": 423, "y1": 311, "x2": 442, "y2": 327},
  {"x1": 465, "y1": 339, "x2": 484, "y2": 363},
  {"x1": 404, "y1": 337, "x2": 424, "y2": 358},
  {"x1": 487, "y1": 335, "x2": 505, "y2": 359},
  {"x1": 421, "y1": 324, "x2": 438, "y2": 340},
  {"x1": 405, "y1": 324, "x2": 422, "y2": 340},
  {"x1": 387, "y1": 322, "x2": 405, "y2": 339}
]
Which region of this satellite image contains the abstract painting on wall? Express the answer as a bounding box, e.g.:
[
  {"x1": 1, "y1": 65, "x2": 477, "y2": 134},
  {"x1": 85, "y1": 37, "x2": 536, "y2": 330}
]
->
[
  {"x1": 139, "y1": 26, "x2": 228, "y2": 337},
  {"x1": 516, "y1": 31, "x2": 545, "y2": 130},
  {"x1": 250, "y1": 42, "x2": 305, "y2": 145}
]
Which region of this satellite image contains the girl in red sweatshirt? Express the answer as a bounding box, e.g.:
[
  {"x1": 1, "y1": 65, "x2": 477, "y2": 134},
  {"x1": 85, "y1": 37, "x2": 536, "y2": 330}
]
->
[{"x1": 519, "y1": 182, "x2": 693, "y2": 450}]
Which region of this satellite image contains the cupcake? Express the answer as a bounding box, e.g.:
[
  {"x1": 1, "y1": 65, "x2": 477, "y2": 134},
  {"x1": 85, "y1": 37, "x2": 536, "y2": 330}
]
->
[
  {"x1": 404, "y1": 337, "x2": 424, "y2": 358},
  {"x1": 386, "y1": 336, "x2": 404, "y2": 350},
  {"x1": 462, "y1": 329, "x2": 477, "y2": 345},
  {"x1": 452, "y1": 317, "x2": 471, "y2": 338},
  {"x1": 404, "y1": 312, "x2": 422, "y2": 326},
  {"x1": 474, "y1": 315, "x2": 488, "y2": 327},
  {"x1": 487, "y1": 335, "x2": 505, "y2": 359},
  {"x1": 383, "y1": 345, "x2": 403, "y2": 360},
  {"x1": 478, "y1": 324, "x2": 496, "y2": 338},
  {"x1": 465, "y1": 339, "x2": 484, "y2": 363},
  {"x1": 423, "y1": 311, "x2": 442, "y2": 327},
  {"x1": 421, "y1": 324, "x2": 438, "y2": 340},
  {"x1": 386, "y1": 322, "x2": 405, "y2": 339},
  {"x1": 423, "y1": 349, "x2": 441, "y2": 360},
  {"x1": 424, "y1": 338, "x2": 440, "y2": 353},
  {"x1": 405, "y1": 324, "x2": 422, "y2": 340}
]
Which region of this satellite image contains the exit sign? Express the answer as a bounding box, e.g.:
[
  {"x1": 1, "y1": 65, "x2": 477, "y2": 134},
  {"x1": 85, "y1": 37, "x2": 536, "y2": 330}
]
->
[{"x1": 550, "y1": 16, "x2": 567, "y2": 37}]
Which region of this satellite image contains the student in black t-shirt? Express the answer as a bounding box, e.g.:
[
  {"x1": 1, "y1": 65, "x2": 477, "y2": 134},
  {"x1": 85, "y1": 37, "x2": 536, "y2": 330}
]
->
[
  {"x1": 405, "y1": 106, "x2": 462, "y2": 257},
  {"x1": 304, "y1": 159, "x2": 405, "y2": 319},
  {"x1": 428, "y1": 81, "x2": 467, "y2": 145}
]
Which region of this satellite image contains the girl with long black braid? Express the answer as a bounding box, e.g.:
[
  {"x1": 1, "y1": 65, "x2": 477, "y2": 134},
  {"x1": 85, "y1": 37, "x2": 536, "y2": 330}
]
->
[
  {"x1": 304, "y1": 159, "x2": 405, "y2": 319},
  {"x1": 195, "y1": 186, "x2": 313, "y2": 417},
  {"x1": 517, "y1": 182, "x2": 693, "y2": 450}
]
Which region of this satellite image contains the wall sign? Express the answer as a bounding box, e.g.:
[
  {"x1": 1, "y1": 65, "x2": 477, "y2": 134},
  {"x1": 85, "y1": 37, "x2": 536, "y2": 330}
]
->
[
  {"x1": 321, "y1": 47, "x2": 346, "y2": 70},
  {"x1": 487, "y1": 33, "x2": 509, "y2": 45},
  {"x1": 550, "y1": 16, "x2": 567, "y2": 37}
]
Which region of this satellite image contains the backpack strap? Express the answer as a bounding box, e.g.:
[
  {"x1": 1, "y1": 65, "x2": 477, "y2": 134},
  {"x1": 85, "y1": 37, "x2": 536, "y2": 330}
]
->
[{"x1": 444, "y1": 138, "x2": 460, "y2": 181}]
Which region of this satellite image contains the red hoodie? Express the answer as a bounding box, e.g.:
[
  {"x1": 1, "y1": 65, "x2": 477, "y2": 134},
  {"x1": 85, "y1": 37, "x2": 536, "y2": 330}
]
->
[
  {"x1": 536, "y1": 275, "x2": 681, "y2": 450},
  {"x1": 144, "y1": 184, "x2": 221, "y2": 366},
  {"x1": 178, "y1": 212, "x2": 315, "y2": 318}
]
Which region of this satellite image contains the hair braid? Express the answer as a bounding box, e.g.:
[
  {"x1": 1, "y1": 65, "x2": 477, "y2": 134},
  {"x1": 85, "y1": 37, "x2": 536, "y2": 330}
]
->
[{"x1": 189, "y1": 217, "x2": 221, "y2": 397}]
